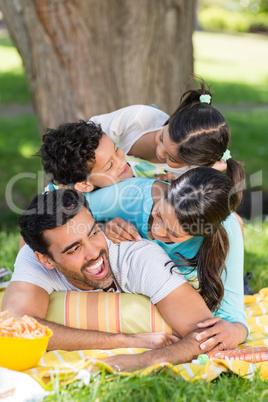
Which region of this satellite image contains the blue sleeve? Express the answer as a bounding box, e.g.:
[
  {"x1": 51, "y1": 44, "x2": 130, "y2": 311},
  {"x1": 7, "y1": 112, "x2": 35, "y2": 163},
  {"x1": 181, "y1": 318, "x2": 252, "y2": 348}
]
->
[
  {"x1": 215, "y1": 214, "x2": 249, "y2": 334},
  {"x1": 85, "y1": 178, "x2": 155, "y2": 236}
]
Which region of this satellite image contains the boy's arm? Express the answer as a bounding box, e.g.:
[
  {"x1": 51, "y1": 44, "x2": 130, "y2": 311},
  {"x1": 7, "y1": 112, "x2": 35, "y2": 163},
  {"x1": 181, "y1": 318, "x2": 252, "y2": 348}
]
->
[{"x1": 2, "y1": 281, "x2": 178, "y2": 351}]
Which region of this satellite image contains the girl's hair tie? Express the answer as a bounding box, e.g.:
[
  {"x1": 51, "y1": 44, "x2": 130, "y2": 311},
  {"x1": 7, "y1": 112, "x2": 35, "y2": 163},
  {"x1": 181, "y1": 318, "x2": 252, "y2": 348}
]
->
[
  {"x1": 222, "y1": 149, "x2": 232, "y2": 162},
  {"x1": 199, "y1": 94, "x2": 211, "y2": 104}
]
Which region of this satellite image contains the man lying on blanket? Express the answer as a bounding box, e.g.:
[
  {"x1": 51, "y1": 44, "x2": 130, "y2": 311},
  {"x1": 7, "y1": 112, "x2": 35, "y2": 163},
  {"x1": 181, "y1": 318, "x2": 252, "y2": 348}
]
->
[{"x1": 3, "y1": 189, "x2": 237, "y2": 371}]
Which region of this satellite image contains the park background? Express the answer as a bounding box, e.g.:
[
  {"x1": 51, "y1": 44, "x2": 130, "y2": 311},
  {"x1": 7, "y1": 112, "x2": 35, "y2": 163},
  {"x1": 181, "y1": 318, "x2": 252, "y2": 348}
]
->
[{"x1": 0, "y1": 0, "x2": 268, "y2": 400}]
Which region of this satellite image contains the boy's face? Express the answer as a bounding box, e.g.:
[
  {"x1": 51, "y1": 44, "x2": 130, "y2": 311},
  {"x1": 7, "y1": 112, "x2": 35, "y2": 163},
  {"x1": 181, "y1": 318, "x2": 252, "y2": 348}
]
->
[{"x1": 88, "y1": 134, "x2": 133, "y2": 188}]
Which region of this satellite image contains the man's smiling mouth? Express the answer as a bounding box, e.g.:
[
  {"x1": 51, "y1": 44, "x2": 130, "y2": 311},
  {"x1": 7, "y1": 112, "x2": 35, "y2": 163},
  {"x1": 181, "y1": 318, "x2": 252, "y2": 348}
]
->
[{"x1": 84, "y1": 256, "x2": 107, "y2": 278}]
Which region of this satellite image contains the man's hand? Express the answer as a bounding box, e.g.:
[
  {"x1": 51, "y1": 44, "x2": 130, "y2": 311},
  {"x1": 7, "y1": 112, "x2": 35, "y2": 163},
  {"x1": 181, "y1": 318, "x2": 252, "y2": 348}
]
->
[
  {"x1": 154, "y1": 173, "x2": 176, "y2": 183},
  {"x1": 129, "y1": 332, "x2": 180, "y2": 349},
  {"x1": 99, "y1": 353, "x2": 146, "y2": 372},
  {"x1": 101, "y1": 330, "x2": 201, "y2": 372},
  {"x1": 196, "y1": 317, "x2": 248, "y2": 353},
  {"x1": 104, "y1": 217, "x2": 141, "y2": 243}
]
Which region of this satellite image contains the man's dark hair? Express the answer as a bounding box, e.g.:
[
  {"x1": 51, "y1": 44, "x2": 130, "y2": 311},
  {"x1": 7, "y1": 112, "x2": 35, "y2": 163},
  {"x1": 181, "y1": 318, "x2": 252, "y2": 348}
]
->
[
  {"x1": 38, "y1": 120, "x2": 103, "y2": 185},
  {"x1": 19, "y1": 189, "x2": 91, "y2": 255}
]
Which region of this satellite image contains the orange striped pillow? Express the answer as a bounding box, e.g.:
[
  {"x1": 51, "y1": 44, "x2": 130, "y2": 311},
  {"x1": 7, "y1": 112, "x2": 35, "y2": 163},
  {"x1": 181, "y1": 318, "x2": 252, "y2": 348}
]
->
[{"x1": 46, "y1": 291, "x2": 172, "y2": 334}]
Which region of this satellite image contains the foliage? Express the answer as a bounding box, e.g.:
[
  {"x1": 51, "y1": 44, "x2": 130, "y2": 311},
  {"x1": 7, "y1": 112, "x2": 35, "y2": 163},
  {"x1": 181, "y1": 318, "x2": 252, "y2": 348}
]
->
[
  {"x1": 198, "y1": 6, "x2": 268, "y2": 33},
  {"x1": 199, "y1": 0, "x2": 268, "y2": 14},
  {"x1": 199, "y1": 7, "x2": 249, "y2": 32},
  {"x1": 43, "y1": 371, "x2": 268, "y2": 401}
]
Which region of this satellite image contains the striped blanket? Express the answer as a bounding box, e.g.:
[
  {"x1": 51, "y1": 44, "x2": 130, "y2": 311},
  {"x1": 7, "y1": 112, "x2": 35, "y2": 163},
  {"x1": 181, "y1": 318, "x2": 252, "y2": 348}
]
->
[{"x1": 0, "y1": 286, "x2": 268, "y2": 389}]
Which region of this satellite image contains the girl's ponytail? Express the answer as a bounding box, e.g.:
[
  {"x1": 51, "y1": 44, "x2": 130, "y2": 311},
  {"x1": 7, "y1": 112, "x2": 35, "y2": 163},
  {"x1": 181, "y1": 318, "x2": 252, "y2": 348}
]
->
[{"x1": 226, "y1": 158, "x2": 245, "y2": 208}]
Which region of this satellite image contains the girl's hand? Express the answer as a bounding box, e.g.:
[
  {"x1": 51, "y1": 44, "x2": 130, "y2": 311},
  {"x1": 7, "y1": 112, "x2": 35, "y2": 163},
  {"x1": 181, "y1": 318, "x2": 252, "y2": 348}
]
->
[
  {"x1": 104, "y1": 217, "x2": 141, "y2": 243},
  {"x1": 195, "y1": 317, "x2": 248, "y2": 353}
]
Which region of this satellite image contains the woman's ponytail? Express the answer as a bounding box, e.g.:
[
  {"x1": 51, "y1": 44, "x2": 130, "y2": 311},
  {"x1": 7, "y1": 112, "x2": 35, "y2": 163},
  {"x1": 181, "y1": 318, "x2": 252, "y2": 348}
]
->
[{"x1": 196, "y1": 225, "x2": 229, "y2": 312}]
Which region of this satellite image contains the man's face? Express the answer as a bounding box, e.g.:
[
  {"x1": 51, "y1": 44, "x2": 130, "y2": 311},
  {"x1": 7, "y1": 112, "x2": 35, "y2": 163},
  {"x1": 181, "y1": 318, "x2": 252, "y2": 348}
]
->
[
  {"x1": 88, "y1": 134, "x2": 133, "y2": 188},
  {"x1": 43, "y1": 207, "x2": 113, "y2": 290}
]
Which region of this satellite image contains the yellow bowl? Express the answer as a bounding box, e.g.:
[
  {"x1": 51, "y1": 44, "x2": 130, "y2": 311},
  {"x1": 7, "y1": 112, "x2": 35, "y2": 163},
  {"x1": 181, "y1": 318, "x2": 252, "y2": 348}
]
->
[{"x1": 0, "y1": 328, "x2": 53, "y2": 371}]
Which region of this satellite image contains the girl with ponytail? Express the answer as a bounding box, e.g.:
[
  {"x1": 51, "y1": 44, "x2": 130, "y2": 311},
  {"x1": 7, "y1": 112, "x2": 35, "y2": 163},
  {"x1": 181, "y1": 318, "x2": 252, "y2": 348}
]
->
[
  {"x1": 88, "y1": 167, "x2": 248, "y2": 351},
  {"x1": 90, "y1": 81, "x2": 245, "y2": 199},
  {"x1": 165, "y1": 82, "x2": 245, "y2": 203}
]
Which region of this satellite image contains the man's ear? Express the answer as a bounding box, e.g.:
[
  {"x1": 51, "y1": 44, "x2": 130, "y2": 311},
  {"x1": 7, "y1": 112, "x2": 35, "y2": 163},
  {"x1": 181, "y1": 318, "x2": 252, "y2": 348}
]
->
[
  {"x1": 35, "y1": 251, "x2": 56, "y2": 270},
  {"x1": 74, "y1": 181, "x2": 94, "y2": 193}
]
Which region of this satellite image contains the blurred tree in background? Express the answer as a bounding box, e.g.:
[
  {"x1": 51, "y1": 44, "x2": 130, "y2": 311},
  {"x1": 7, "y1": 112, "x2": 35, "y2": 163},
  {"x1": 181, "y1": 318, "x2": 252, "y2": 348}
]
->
[{"x1": 0, "y1": 0, "x2": 196, "y2": 132}]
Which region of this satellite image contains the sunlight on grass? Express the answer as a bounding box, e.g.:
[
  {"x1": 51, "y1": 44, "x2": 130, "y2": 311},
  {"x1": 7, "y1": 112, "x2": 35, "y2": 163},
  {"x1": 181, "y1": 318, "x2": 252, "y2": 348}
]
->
[
  {"x1": 194, "y1": 31, "x2": 268, "y2": 86},
  {"x1": 0, "y1": 34, "x2": 30, "y2": 105},
  {"x1": 0, "y1": 37, "x2": 24, "y2": 72},
  {"x1": 19, "y1": 144, "x2": 37, "y2": 158}
]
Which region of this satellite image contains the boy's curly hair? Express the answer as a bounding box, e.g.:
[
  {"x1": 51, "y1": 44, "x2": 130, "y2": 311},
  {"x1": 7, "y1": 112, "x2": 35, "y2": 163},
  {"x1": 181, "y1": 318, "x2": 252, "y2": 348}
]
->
[{"x1": 38, "y1": 120, "x2": 103, "y2": 185}]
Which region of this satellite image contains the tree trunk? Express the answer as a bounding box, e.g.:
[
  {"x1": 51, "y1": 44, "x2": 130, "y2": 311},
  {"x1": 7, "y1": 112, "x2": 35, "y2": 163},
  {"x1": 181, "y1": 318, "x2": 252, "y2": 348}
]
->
[{"x1": 0, "y1": 0, "x2": 196, "y2": 131}]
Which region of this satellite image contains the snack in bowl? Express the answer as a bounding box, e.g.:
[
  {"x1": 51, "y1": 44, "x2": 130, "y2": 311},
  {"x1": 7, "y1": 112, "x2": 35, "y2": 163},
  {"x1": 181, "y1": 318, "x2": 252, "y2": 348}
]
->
[{"x1": 0, "y1": 310, "x2": 53, "y2": 371}]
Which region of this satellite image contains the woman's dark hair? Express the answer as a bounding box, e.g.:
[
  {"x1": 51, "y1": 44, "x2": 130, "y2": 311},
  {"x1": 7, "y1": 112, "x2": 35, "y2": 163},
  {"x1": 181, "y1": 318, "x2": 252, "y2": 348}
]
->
[
  {"x1": 19, "y1": 189, "x2": 91, "y2": 256},
  {"x1": 38, "y1": 120, "x2": 103, "y2": 185},
  {"x1": 165, "y1": 166, "x2": 240, "y2": 312},
  {"x1": 166, "y1": 82, "x2": 245, "y2": 204}
]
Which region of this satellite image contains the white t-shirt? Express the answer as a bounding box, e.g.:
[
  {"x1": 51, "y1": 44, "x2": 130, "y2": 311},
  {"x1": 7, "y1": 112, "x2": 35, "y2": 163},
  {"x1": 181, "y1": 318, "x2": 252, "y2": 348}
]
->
[
  {"x1": 12, "y1": 237, "x2": 186, "y2": 305},
  {"x1": 90, "y1": 105, "x2": 193, "y2": 178}
]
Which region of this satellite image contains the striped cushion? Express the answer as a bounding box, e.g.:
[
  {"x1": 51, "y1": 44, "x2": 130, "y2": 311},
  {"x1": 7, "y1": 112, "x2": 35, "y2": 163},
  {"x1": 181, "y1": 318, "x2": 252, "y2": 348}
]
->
[{"x1": 46, "y1": 291, "x2": 172, "y2": 334}]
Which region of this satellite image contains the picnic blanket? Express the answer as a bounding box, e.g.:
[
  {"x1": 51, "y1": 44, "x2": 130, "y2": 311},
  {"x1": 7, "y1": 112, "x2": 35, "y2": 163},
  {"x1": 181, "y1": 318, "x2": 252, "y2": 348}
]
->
[{"x1": 0, "y1": 286, "x2": 268, "y2": 390}]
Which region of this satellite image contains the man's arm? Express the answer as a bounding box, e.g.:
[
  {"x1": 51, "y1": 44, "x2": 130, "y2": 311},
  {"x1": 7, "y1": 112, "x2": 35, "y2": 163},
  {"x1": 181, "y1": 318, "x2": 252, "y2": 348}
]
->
[
  {"x1": 102, "y1": 286, "x2": 216, "y2": 371},
  {"x1": 103, "y1": 329, "x2": 203, "y2": 371},
  {"x1": 2, "y1": 281, "x2": 179, "y2": 351},
  {"x1": 156, "y1": 283, "x2": 213, "y2": 338}
]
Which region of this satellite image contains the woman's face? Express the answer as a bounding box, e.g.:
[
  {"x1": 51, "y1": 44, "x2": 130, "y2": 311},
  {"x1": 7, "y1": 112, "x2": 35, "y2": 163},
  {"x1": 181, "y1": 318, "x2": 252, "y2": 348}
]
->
[
  {"x1": 151, "y1": 198, "x2": 193, "y2": 243},
  {"x1": 155, "y1": 125, "x2": 186, "y2": 169}
]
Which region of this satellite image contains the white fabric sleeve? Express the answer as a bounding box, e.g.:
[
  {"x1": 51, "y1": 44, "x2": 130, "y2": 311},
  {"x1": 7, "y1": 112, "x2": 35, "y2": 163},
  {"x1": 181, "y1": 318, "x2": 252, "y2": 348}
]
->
[
  {"x1": 115, "y1": 240, "x2": 186, "y2": 304},
  {"x1": 90, "y1": 105, "x2": 169, "y2": 154},
  {"x1": 11, "y1": 245, "x2": 56, "y2": 294}
]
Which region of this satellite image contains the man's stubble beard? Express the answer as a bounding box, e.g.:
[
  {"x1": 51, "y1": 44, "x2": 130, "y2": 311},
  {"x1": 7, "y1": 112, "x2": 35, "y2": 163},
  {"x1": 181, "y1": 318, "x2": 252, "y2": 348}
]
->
[{"x1": 53, "y1": 249, "x2": 114, "y2": 290}]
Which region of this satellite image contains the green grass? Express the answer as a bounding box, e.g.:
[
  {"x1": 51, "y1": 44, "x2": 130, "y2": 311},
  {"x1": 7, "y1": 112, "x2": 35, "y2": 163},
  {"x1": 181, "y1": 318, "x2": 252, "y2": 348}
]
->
[
  {"x1": 244, "y1": 218, "x2": 268, "y2": 293},
  {"x1": 0, "y1": 115, "x2": 42, "y2": 229},
  {"x1": 43, "y1": 371, "x2": 268, "y2": 401},
  {"x1": 225, "y1": 110, "x2": 268, "y2": 183},
  {"x1": 194, "y1": 31, "x2": 268, "y2": 92},
  {"x1": 0, "y1": 33, "x2": 31, "y2": 105}
]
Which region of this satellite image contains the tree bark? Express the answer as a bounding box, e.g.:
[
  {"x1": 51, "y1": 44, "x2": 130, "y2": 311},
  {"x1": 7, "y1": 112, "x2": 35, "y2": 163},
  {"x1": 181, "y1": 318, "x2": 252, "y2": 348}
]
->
[{"x1": 0, "y1": 0, "x2": 196, "y2": 131}]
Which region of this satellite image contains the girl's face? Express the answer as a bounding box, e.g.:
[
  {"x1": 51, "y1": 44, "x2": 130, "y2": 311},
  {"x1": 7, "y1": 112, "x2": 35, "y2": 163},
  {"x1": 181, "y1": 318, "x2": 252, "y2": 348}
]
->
[
  {"x1": 151, "y1": 198, "x2": 193, "y2": 243},
  {"x1": 155, "y1": 125, "x2": 186, "y2": 168}
]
